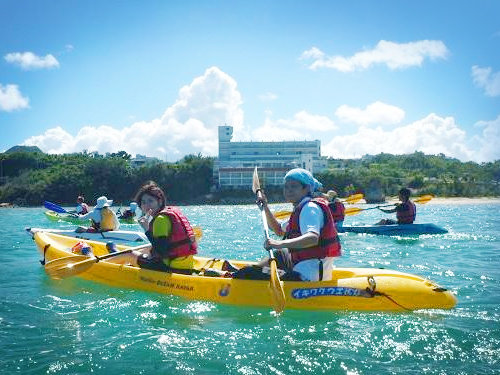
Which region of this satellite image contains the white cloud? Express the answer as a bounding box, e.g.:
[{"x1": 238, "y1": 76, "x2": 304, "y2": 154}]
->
[
  {"x1": 472, "y1": 65, "x2": 500, "y2": 97},
  {"x1": 301, "y1": 40, "x2": 449, "y2": 72},
  {"x1": 22, "y1": 67, "x2": 243, "y2": 160},
  {"x1": 4, "y1": 51, "x2": 60, "y2": 70},
  {"x1": 0, "y1": 84, "x2": 30, "y2": 111},
  {"x1": 251, "y1": 111, "x2": 337, "y2": 141},
  {"x1": 323, "y1": 114, "x2": 475, "y2": 161},
  {"x1": 473, "y1": 115, "x2": 500, "y2": 162},
  {"x1": 335, "y1": 101, "x2": 405, "y2": 126},
  {"x1": 23, "y1": 126, "x2": 73, "y2": 153},
  {"x1": 258, "y1": 92, "x2": 278, "y2": 101},
  {"x1": 19, "y1": 66, "x2": 495, "y2": 163}
]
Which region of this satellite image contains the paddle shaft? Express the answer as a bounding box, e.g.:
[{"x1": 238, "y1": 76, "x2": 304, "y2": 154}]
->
[
  {"x1": 256, "y1": 191, "x2": 280, "y2": 261},
  {"x1": 273, "y1": 193, "x2": 364, "y2": 221},
  {"x1": 345, "y1": 195, "x2": 434, "y2": 216},
  {"x1": 252, "y1": 166, "x2": 286, "y2": 313}
]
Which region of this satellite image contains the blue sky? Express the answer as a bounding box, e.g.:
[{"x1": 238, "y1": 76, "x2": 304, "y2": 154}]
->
[{"x1": 1, "y1": 0, "x2": 499, "y2": 162}]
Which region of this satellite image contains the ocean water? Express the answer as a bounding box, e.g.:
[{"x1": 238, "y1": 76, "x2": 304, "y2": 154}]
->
[{"x1": 0, "y1": 202, "x2": 499, "y2": 374}]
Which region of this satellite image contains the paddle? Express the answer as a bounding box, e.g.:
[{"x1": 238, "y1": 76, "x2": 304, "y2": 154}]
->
[
  {"x1": 252, "y1": 166, "x2": 286, "y2": 314},
  {"x1": 44, "y1": 201, "x2": 69, "y2": 214},
  {"x1": 273, "y1": 193, "x2": 364, "y2": 220},
  {"x1": 342, "y1": 193, "x2": 364, "y2": 204},
  {"x1": 44, "y1": 243, "x2": 151, "y2": 279},
  {"x1": 344, "y1": 194, "x2": 434, "y2": 216}
]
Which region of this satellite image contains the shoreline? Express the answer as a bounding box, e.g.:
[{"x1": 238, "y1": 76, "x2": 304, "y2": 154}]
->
[
  {"x1": 2, "y1": 197, "x2": 500, "y2": 208},
  {"x1": 379, "y1": 197, "x2": 500, "y2": 205}
]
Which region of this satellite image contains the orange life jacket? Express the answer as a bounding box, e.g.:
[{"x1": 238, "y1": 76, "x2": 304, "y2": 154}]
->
[
  {"x1": 396, "y1": 200, "x2": 416, "y2": 224},
  {"x1": 284, "y1": 197, "x2": 341, "y2": 263},
  {"x1": 148, "y1": 206, "x2": 198, "y2": 259},
  {"x1": 329, "y1": 200, "x2": 345, "y2": 222}
]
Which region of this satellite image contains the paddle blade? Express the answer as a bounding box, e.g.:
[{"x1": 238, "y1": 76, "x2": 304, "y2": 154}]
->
[
  {"x1": 274, "y1": 210, "x2": 292, "y2": 220},
  {"x1": 45, "y1": 256, "x2": 97, "y2": 279},
  {"x1": 344, "y1": 207, "x2": 365, "y2": 216},
  {"x1": 268, "y1": 258, "x2": 286, "y2": 314},
  {"x1": 44, "y1": 201, "x2": 68, "y2": 214},
  {"x1": 342, "y1": 193, "x2": 364, "y2": 204},
  {"x1": 193, "y1": 226, "x2": 203, "y2": 241},
  {"x1": 414, "y1": 194, "x2": 434, "y2": 204},
  {"x1": 252, "y1": 166, "x2": 260, "y2": 194}
]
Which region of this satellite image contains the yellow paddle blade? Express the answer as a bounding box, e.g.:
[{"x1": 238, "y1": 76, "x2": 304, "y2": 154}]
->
[
  {"x1": 345, "y1": 207, "x2": 365, "y2": 216},
  {"x1": 269, "y1": 258, "x2": 286, "y2": 314},
  {"x1": 342, "y1": 193, "x2": 364, "y2": 204},
  {"x1": 193, "y1": 226, "x2": 203, "y2": 241},
  {"x1": 45, "y1": 255, "x2": 98, "y2": 279},
  {"x1": 274, "y1": 210, "x2": 292, "y2": 220},
  {"x1": 252, "y1": 166, "x2": 261, "y2": 194},
  {"x1": 414, "y1": 194, "x2": 434, "y2": 204}
]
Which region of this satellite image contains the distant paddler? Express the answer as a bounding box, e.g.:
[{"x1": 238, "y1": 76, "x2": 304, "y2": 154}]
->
[
  {"x1": 322, "y1": 190, "x2": 345, "y2": 231},
  {"x1": 376, "y1": 188, "x2": 416, "y2": 225},
  {"x1": 76, "y1": 196, "x2": 120, "y2": 232}
]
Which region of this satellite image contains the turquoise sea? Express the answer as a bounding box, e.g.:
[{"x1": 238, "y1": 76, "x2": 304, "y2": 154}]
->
[{"x1": 1, "y1": 202, "x2": 499, "y2": 374}]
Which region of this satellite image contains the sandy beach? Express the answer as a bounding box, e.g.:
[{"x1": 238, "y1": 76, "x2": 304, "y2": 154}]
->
[{"x1": 378, "y1": 197, "x2": 500, "y2": 205}]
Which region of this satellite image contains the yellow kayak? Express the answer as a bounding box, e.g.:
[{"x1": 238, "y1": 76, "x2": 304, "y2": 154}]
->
[{"x1": 32, "y1": 231, "x2": 457, "y2": 312}]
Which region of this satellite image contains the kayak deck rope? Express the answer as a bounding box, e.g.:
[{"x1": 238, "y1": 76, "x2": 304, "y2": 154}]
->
[{"x1": 365, "y1": 276, "x2": 412, "y2": 311}]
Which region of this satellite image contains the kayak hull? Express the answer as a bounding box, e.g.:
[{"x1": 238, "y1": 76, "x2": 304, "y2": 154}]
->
[
  {"x1": 32, "y1": 231, "x2": 457, "y2": 312},
  {"x1": 27, "y1": 227, "x2": 148, "y2": 244},
  {"x1": 45, "y1": 210, "x2": 137, "y2": 224},
  {"x1": 340, "y1": 223, "x2": 448, "y2": 236}
]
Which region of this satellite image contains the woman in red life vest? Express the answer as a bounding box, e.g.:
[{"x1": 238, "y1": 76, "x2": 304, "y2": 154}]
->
[
  {"x1": 111, "y1": 181, "x2": 197, "y2": 273},
  {"x1": 377, "y1": 187, "x2": 416, "y2": 225},
  {"x1": 255, "y1": 168, "x2": 342, "y2": 281}
]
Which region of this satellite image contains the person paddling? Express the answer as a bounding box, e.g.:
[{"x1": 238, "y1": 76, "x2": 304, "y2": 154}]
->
[
  {"x1": 118, "y1": 202, "x2": 138, "y2": 219},
  {"x1": 75, "y1": 195, "x2": 89, "y2": 215},
  {"x1": 323, "y1": 190, "x2": 345, "y2": 230},
  {"x1": 230, "y1": 168, "x2": 342, "y2": 281},
  {"x1": 76, "y1": 196, "x2": 120, "y2": 232},
  {"x1": 376, "y1": 187, "x2": 416, "y2": 225}
]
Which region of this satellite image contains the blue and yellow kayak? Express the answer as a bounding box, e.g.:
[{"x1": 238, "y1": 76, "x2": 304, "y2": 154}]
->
[
  {"x1": 340, "y1": 223, "x2": 448, "y2": 236},
  {"x1": 32, "y1": 231, "x2": 457, "y2": 312}
]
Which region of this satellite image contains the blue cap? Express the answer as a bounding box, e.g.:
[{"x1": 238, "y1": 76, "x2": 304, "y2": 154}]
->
[{"x1": 284, "y1": 168, "x2": 323, "y2": 192}]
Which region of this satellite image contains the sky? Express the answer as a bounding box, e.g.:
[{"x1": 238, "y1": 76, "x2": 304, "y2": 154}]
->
[{"x1": 1, "y1": 0, "x2": 499, "y2": 163}]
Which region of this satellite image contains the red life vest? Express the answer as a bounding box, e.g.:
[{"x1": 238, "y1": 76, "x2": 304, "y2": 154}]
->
[
  {"x1": 149, "y1": 206, "x2": 198, "y2": 259},
  {"x1": 329, "y1": 200, "x2": 345, "y2": 222},
  {"x1": 79, "y1": 203, "x2": 89, "y2": 214},
  {"x1": 284, "y1": 197, "x2": 341, "y2": 263},
  {"x1": 396, "y1": 200, "x2": 416, "y2": 224}
]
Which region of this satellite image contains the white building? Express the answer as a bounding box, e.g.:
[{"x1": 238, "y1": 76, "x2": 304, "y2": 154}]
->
[
  {"x1": 215, "y1": 125, "x2": 327, "y2": 189},
  {"x1": 129, "y1": 154, "x2": 161, "y2": 168}
]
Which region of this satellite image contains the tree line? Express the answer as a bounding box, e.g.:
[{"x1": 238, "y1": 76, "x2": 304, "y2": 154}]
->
[
  {"x1": 0, "y1": 151, "x2": 214, "y2": 207},
  {"x1": 0, "y1": 150, "x2": 499, "y2": 207}
]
